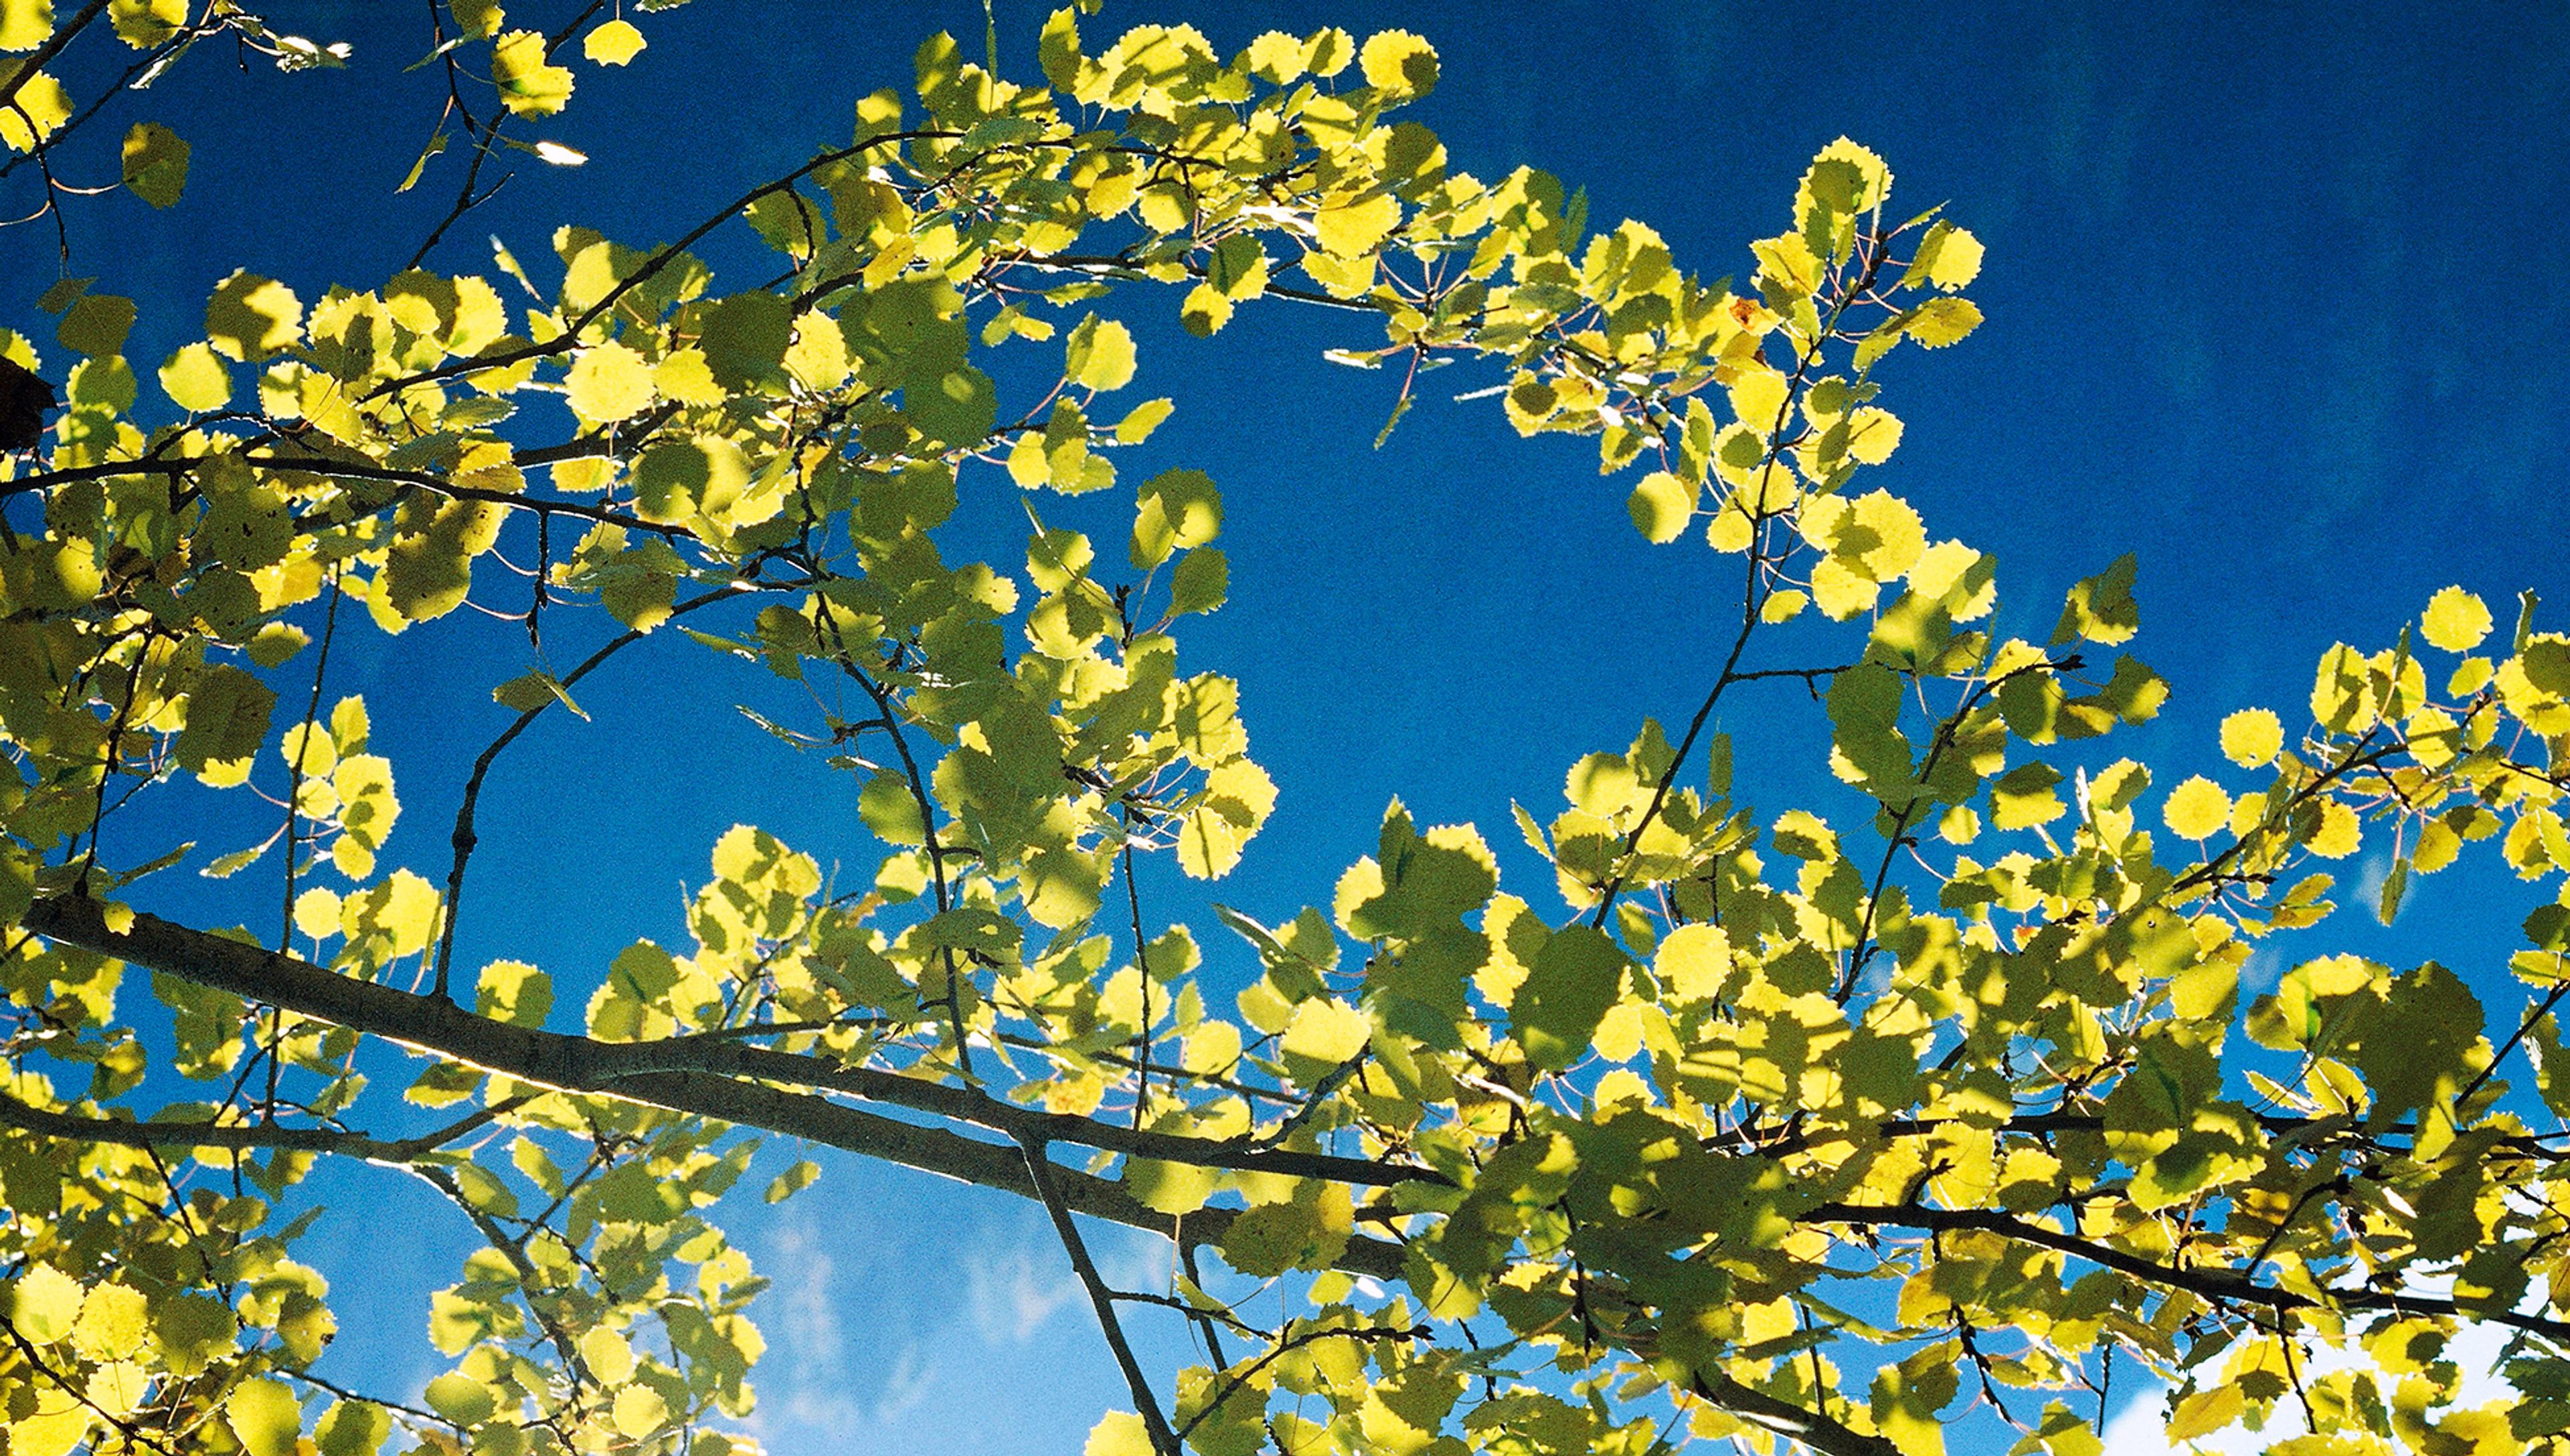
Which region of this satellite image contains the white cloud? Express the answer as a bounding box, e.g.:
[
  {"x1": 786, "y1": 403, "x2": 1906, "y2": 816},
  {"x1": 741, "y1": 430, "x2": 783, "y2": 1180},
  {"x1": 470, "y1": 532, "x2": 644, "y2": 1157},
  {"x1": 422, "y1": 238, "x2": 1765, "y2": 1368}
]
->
[{"x1": 963, "y1": 1220, "x2": 1086, "y2": 1344}]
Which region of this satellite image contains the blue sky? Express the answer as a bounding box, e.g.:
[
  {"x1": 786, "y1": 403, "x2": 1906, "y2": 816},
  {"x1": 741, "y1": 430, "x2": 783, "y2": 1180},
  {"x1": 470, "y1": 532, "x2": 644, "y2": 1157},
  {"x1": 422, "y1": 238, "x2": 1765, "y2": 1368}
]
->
[{"x1": 9, "y1": 2, "x2": 2570, "y2": 1451}]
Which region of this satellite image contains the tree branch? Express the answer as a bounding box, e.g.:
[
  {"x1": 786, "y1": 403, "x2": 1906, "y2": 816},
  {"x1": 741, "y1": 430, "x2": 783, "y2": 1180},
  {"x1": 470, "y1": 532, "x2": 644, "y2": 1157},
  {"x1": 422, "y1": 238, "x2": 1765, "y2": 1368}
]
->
[{"x1": 16, "y1": 895, "x2": 1412, "y2": 1280}]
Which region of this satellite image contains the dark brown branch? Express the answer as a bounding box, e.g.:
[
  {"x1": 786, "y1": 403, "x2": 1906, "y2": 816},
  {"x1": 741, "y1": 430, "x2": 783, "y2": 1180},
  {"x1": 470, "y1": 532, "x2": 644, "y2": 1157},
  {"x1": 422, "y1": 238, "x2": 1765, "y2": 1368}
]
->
[
  {"x1": 1806, "y1": 1201, "x2": 2570, "y2": 1344},
  {"x1": 0, "y1": 0, "x2": 112, "y2": 116}
]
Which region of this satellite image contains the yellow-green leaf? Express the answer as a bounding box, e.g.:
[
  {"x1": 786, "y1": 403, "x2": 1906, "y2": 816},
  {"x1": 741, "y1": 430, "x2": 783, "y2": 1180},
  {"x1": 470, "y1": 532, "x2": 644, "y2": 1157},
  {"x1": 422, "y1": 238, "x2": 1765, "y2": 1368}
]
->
[
  {"x1": 158, "y1": 341, "x2": 229, "y2": 412},
  {"x1": 1357, "y1": 29, "x2": 1436, "y2": 100},
  {"x1": 119, "y1": 120, "x2": 187, "y2": 207},
  {"x1": 205, "y1": 270, "x2": 303, "y2": 361},
  {"x1": 491, "y1": 29, "x2": 573, "y2": 117},
  {"x1": 226, "y1": 1379, "x2": 303, "y2": 1456},
  {"x1": 1315, "y1": 193, "x2": 1400, "y2": 258}
]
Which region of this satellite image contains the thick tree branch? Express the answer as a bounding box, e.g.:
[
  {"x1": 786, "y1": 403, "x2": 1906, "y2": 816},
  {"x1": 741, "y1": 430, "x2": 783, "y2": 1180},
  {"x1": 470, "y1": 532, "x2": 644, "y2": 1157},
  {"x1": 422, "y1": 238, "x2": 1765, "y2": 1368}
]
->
[{"x1": 16, "y1": 895, "x2": 1411, "y2": 1279}]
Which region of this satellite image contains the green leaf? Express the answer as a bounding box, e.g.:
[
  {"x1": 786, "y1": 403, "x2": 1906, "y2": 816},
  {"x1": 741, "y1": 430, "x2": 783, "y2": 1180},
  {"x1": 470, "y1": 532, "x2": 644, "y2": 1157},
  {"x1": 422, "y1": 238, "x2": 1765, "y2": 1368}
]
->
[
  {"x1": 57, "y1": 292, "x2": 135, "y2": 357},
  {"x1": 1169, "y1": 546, "x2": 1227, "y2": 616},
  {"x1": 493, "y1": 670, "x2": 586, "y2": 719},
  {"x1": 176, "y1": 664, "x2": 277, "y2": 784},
  {"x1": 119, "y1": 120, "x2": 189, "y2": 207},
  {"x1": 700, "y1": 290, "x2": 790, "y2": 389},
  {"x1": 423, "y1": 1373, "x2": 495, "y2": 1428},
  {"x1": 1509, "y1": 923, "x2": 1624, "y2": 1071},
  {"x1": 315, "y1": 1402, "x2": 390, "y2": 1456}
]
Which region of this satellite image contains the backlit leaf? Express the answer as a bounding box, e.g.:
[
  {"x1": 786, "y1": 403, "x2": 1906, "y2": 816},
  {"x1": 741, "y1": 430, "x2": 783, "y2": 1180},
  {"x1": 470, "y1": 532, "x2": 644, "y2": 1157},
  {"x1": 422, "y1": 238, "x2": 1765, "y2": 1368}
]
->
[{"x1": 583, "y1": 17, "x2": 644, "y2": 65}]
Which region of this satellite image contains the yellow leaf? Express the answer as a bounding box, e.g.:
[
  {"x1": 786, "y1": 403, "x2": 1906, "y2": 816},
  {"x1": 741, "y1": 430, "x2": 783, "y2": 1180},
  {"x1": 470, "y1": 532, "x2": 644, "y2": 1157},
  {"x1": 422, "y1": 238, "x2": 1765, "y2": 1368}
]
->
[
  {"x1": 783, "y1": 313, "x2": 848, "y2": 390},
  {"x1": 564, "y1": 339, "x2": 655, "y2": 420},
  {"x1": 2420, "y1": 585, "x2": 2492, "y2": 652},
  {"x1": 1084, "y1": 1412, "x2": 1153, "y2": 1456},
  {"x1": 1626, "y1": 470, "x2": 1693, "y2": 543},
  {"x1": 578, "y1": 1326, "x2": 634, "y2": 1384},
  {"x1": 450, "y1": 0, "x2": 502, "y2": 39},
  {"x1": 610, "y1": 1385, "x2": 666, "y2": 1439},
  {"x1": 2306, "y1": 800, "x2": 2361, "y2": 859},
  {"x1": 1314, "y1": 193, "x2": 1400, "y2": 258},
  {"x1": 341, "y1": 868, "x2": 442, "y2": 961},
  {"x1": 72, "y1": 1283, "x2": 148, "y2": 1360},
  {"x1": 292, "y1": 887, "x2": 341, "y2": 941},
  {"x1": 2219, "y1": 708, "x2": 2283, "y2": 767},
  {"x1": 1848, "y1": 488, "x2": 1926, "y2": 579},
  {"x1": 0, "y1": 68, "x2": 69, "y2": 151},
  {"x1": 2163, "y1": 776, "x2": 2230, "y2": 840},
  {"x1": 6, "y1": 1263, "x2": 82, "y2": 1344},
  {"x1": 1845, "y1": 405, "x2": 1903, "y2": 464},
  {"x1": 2165, "y1": 1383, "x2": 2243, "y2": 1443},
  {"x1": 491, "y1": 29, "x2": 573, "y2": 117},
  {"x1": 1810, "y1": 555, "x2": 1879, "y2": 620},
  {"x1": 1654, "y1": 923, "x2": 1730, "y2": 1003},
  {"x1": 1, "y1": 0, "x2": 53, "y2": 50},
  {"x1": 1726, "y1": 365, "x2": 1788, "y2": 433},
  {"x1": 1281, "y1": 996, "x2": 1368, "y2": 1071},
  {"x1": 582, "y1": 17, "x2": 644, "y2": 66},
  {"x1": 1760, "y1": 589, "x2": 1808, "y2": 624},
  {"x1": 1923, "y1": 225, "x2": 1983, "y2": 290}
]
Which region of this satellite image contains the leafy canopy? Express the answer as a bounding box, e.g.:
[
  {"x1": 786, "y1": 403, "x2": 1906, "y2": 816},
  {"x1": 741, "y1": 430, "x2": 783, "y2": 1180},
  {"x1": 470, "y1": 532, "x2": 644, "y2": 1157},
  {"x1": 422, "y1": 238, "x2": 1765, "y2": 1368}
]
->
[{"x1": 4, "y1": 7, "x2": 2570, "y2": 1456}]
